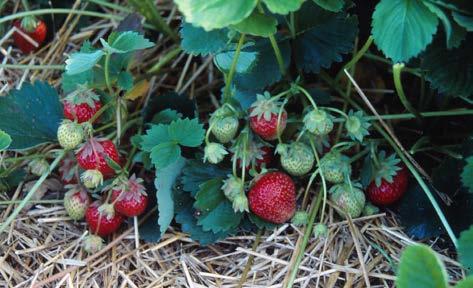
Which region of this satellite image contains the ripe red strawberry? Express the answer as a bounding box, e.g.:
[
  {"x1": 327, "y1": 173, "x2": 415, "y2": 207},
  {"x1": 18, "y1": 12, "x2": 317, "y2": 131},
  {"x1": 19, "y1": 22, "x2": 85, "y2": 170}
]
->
[
  {"x1": 76, "y1": 138, "x2": 120, "y2": 177},
  {"x1": 111, "y1": 175, "x2": 148, "y2": 217},
  {"x1": 13, "y1": 16, "x2": 47, "y2": 53},
  {"x1": 248, "y1": 171, "x2": 296, "y2": 224},
  {"x1": 63, "y1": 86, "x2": 102, "y2": 123},
  {"x1": 85, "y1": 201, "x2": 124, "y2": 237},
  {"x1": 64, "y1": 185, "x2": 90, "y2": 220},
  {"x1": 249, "y1": 92, "x2": 287, "y2": 140},
  {"x1": 367, "y1": 165, "x2": 409, "y2": 205}
]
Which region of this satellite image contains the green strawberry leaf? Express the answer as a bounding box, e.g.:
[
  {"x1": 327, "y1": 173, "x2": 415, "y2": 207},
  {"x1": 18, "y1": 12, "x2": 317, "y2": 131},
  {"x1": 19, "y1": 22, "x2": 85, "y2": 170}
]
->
[
  {"x1": 108, "y1": 31, "x2": 154, "y2": 53},
  {"x1": 151, "y1": 109, "x2": 183, "y2": 125},
  {"x1": 197, "y1": 200, "x2": 244, "y2": 233},
  {"x1": 461, "y1": 156, "x2": 473, "y2": 193},
  {"x1": 150, "y1": 142, "x2": 181, "y2": 169},
  {"x1": 231, "y1": 11, "x2": 277, "y2": 37},
  {"x1": 0, "y1": 130, "x2": 12, "y2": 151},
  {"x1": 262, "y1": 0, "x2": 305, "y2": 14},
  {"x1": 174, "y1": 0, "x2": 258, "y2": 31},
  {"x1": 0, "y1": 169, "x2": 26, "y2": 192},
  {"x1": 312, "y1": 0, "x2": 345, "y2": 12},
  {"x1": 232, "y1": 87, "x2": 260, "y2": 110},
  {"x1": 168, "y1": 118, "x2": 205, "y2": 147},
  {"x1": 371, "y1": 0, "x2": 438, "y2": 62},
  {"x1": 453, "y1": 12, "x2": 473, "y2": 32},
  {"x1": 65, "y1": 50, "x2": 105, "y2": 75},
  {"x1": 142, "y1": 91, "x2": 197, "y2": 123},
  {"x1": 294, "y1": 2, "x2": 358, "y2": 73},
  {"x1": 422, "y1": 35, "x2": 473, "y2": 98},
  {"x1": 234, "y1": 38, "x2": 291, "y2": 90},
  {"x1": 396, "y1": 244, "x2": 448, "y2": 288},
  {"x1": 181, "y1": 159, "x2": 230, "y2": 196},
  {"x1": 194, "y1": 178, "x2": 225, "y2": 212},
  {"x1": 155, "y1": 157, "x2": 186, "y2": 236},
  {"x1": 180, "y1": 22, "x2": 229, "y2": 56},
  {"x1": 141, "y1": 124, "x2": 171, "y2": 152},
  {"x1": 117, "y1": 71, "x2": 134, "y2": 91},
  {"x1": 456, "y1": 276, "x2": 473, "y2": 288},
  {"x1": 0, "y1": 82, "x2": 63, "y2": 150},
  {"x1": 214, "y1": 47, "x2": 259, "y2": 74},
  {"x1": 458, "y1": 226, "x2": 473, "y2": 274},
  {"x1": 424, "y1": 2, "x2": 466, "y2": 49},
  {"x1": 249, "y1": 213, "x2": 278, "y2": 229}
]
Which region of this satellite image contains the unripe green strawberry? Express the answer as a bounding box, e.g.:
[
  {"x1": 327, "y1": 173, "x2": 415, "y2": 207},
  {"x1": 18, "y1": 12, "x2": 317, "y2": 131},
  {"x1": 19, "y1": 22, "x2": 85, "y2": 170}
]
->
[
  {"x1": 278, "y1": 142, "x2": 314, "y2": 176},
  {"x1": 83, "y1": 234, "x2": 104, "y2": 254},
  {"x1": 57, "y1": 119, "x2": 84, "y2": 150},
  {"x1": 210, "y1": 106, "x2": 239, "y2": 144},
  {"x1": 320, "y1": 151, "x2": 351, "y2": 183},
  {"x1": 64, "y1": 185, "x2": 90, "y2": 220},
  {"x1": 303, "y1": 109, "x2": 334, "y2": 136},
  {"x1": 28, "y1": 158, "x2": 49, "y2": 176},
  {"x1": 313, "y1": 223, "x2": 328, "y2": 239},
  {"x1": 222, "y1": 175, "x2": 244, "y2": 201},
  {"x1": 292, "y1": 210, "x2": 309, "y2": 226},
  {"x1": 329, "y1": 183, "x2": 365, "y2": 218},
  {"x1": 362, "y1": 202, "x2": 380, "y2": 216},
  {"x1": 81, "y1": 169, "x2": 103, "y2": 189}
]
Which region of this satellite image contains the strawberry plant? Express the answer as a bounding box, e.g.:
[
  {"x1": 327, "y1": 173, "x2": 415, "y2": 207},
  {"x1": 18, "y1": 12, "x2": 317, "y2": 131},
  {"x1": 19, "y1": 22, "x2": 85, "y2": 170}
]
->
[{"x1": 1, "y1": 0, "x2": 473, "y2": 286}]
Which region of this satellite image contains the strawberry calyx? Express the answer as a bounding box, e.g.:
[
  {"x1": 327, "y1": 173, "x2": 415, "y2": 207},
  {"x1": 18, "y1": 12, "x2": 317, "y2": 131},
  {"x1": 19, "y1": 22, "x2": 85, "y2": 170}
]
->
[
  {"x1": 20, "y1": 16, "x2": 39, "y2": 33},
  {"x1": 98, "y1": 203, "x2": 116, "y2": 220},
  {"x1": 371, "y1": 150, "x2": 402, "y2": 187},
  {"x1": 345, "y1": 110, "x2": 371, "y2": 142},
  {"x1": 65, "y1": 184, "x2": 88, "y2": 201},
  {"x1": 78, "y1": 137, "x2": 106, "y2": 160},
  {"x1": 111, "y1": 174, "x2": 147, "y2": 203},
  {"x1": 64, "y1": 85, "x2": 101, "y2": 108},
  {"x1": 59, "y1": 157, "x2": 78, "y2": 184},
  {"x1": 232, "y1": 139, "x2": 272, "y2": 171},
  {"x1": 303, "y1": 108, "x2": 334, "y2": 136},
  {"x1": 222, "y1": 175, "x2": 244, "y2": 201},
  {"x1": 249, "y1": 91, "x2": 283, "y2": 121}
]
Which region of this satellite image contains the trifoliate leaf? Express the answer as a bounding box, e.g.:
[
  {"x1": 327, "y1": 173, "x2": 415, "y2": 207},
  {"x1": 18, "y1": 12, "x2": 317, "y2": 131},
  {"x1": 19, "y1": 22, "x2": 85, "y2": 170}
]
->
[
  {"x1": 371, "y1": 0, "x2": 438, "y2": 62},
  {"x1": 0, "y1": 82, "x2": 63, "y2": 150},
  {"x1": 458, "y1": 226, "x2": 473, "y2": 274},
  {"x1": 181, "y1": 159, "x2": 230, "y2": 196},
  {"x1": 197, "y1": 200, "x2": 244, "y2": 233},
  {"x1": 453, "y1": 12, "x2": 473, "y2": 32},
  {"x1": 313, "y1": 0, "x2": 345, "y2": 12},
  {"x1": 231, "y1": 11, "x2": 277, "y2": 37},
  {"x1": 294, "y1": 2, "x2": 358, "y2": 73},
  {"x1": 396, "y1": 245, "x2": 448, "y2": 288},
  {"x1": 109, "y1": 31, "x2": 154, "y2": 53},
  {"x1": 0, "y1": 130, "x2": 12, "y2": 151},
  {"x1": 168, "y1": 118, "x2": 205, "y2": 147},
  {"x1": 174, "y1": 0, "x2": 258, "y2": 31},
  {"x1": 65, "y1": 50, "x2": 105, "y2": 75},
  {"x1": 180, "y1": 22, "x2": 229, "y2": 55},
  {"x1": 262, "y1": 0, "x2": 305, "y2": 14},
  {"x1": 141, "y1": 124, "x2": 171, "y2": 151},
  {"x1": 422, "y1": 35, "x2": 473, "y2": 98},
  {"x1": 214, "y1": 47, "x2": 258, "y2": 74},
  {"x1": 150, "y1": 142, "x2": 181, "y2": 169},
  {"x1": 194, "y1": 178, "x2": 225, "y2": 212},
  {"x1": 155, "y1": 157, "x2": 186, "y2": 236},
  {"x1": 461, "y1": 156, "x2": 473, "y2": 193},
  {"x1": 151, "y1": 109, "x2": 183, "y2": 125},
  {"x1": 117, "y1": 71, "x2": 134, "y2": 91}
]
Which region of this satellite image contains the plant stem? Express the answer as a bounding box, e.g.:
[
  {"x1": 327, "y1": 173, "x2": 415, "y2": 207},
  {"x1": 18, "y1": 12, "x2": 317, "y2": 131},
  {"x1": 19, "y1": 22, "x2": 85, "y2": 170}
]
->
[
  {"x1": 268, "y1": 35, "x2": 286, "y2": 76},
  {"x1": 237, "y1": 229, "x2": 263, "y2": 288},
  {"x1": 0, "y1": 64, "x2": 64, "y2": 70},
  {"x1": 21, "y1": 0, "x2": 30, "y2": 11},
  {"x1": 0, "y1": 199, "x2": 63, "y2": 205},
  {"x1": 88, "y1": 100, "x2": 114, "y2": 124},
  {"x1": 393, "y1": 63, "x2": 422, "y2": 120},
  {"x1": 223, "y1": 33, "x2": 246, "y2": 103},
  {"x1": 0, "y1": 150, "x2": 65, "y2": 235},
  {"x1": 284, "y1": 188, "x2": 324, "y2": 287},
  {"x1": 147, "y1": 46, "x2": 182, "y2": 74},
  {"x1": 335, "y1": 36, "x2": 373, "y2": 82},
  {"x1": 104, "y1": 52, "x2": 113, "y2": 96},
  {"x1": 289, "y1": 12, "x2": 296, "y2": 39}
]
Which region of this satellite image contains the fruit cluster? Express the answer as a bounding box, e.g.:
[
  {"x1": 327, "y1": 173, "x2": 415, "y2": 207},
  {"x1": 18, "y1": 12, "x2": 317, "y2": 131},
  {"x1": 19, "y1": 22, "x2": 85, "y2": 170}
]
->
[
  {"x1": 204, "y1": 87, "x2": 409, "y2": 227},
  {"x1": 56, "y1": 87, "x2": 148, "y2": 253}
]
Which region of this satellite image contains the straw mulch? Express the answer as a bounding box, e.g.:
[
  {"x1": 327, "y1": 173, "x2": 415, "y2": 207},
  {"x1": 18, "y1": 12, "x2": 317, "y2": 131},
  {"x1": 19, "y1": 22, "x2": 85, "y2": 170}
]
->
[{"x1": 0, "y1": 1, "x2": 464, "y2": 287}]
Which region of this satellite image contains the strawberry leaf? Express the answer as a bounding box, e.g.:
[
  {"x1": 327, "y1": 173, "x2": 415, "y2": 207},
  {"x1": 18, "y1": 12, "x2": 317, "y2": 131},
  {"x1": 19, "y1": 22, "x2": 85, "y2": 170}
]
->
[
  {"x1": 0, "y1": 82, "x2": 63, "y2": 150},
  {"x1": 117, "y1": 71, "x2": 134, "y2": 91},
  {"x1": 141, "y1": 124, "x2": 171, "y2": 152},
  {"x1": 313, "y1": 0, "x2": 345, "y2": 12},
  {"x1": 456, "y1": 277, "x2": 473, "y2": 288},
  {"x1": 108, "y1": 31, "x2": 154, "y2": 53},
  {"x1": 453, "y1": 12, "x2": 473, "y2": 31},
  {"x1": 231, "y1": 11, "x2": 277, "y2": 37},
  {"x1": 371, "y1": 0, "x2": 438, "y2": 62},
  {"x1": 174, "y1": 0, "x2": 258, "y2": 31},
  {"x1": 65, "y1": 50, "x2": 105, "y2": 75},
  {"x1": 150, "y1": 142, "x2": 181, "y2": 169},
  {"x1": 396, "y1": 245, "x2": 448, "y2": 288},
  {"x1": 214, "y1": 46, "x2": 258, "y2": 74},
  {"x1": 155, "y1": 157, "x2": 186, "y2": 236},
  {"x1": 181, "y1": 159, "x2": 230, "y2": 196},
  {"x1": 458, "y1": 226, "x2": 473, "y2": 274},
  {"x1": 294, "y1": 2, "x2": 358, "y2": 73},
  {"x1": 0, "y1": 130, "x2": 11, "y2": 151},
  {"x1": 180, "y1": 22, "x2": 229, "y2": 56},
  {"x1": 262, "y1": 0, "x2": 305, "y2": 14},
  {"x1": 249, "y1": 213, "x2": 277, "y2": 229},
  {"x1": 461, "y1": 156, "x2": 473, "y2": 193},
  {"x1": 168, "y1": 118, "x2": 205, "y2": 147},
  {"x1": 197, "y1": 201, "x2": 244, "y2": 233},
  {"x1": 194, "y1": 178, "x2": 225, "y2": 212}
]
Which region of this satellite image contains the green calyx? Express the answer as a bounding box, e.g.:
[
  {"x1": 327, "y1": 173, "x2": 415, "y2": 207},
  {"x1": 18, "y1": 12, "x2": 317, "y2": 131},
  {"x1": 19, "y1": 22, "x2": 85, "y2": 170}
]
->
[
  {"x1": 20, "y1": 16, "x2": 38, "y2": 33},
  {"x1": 303, "y1": 109, "x2": 334, "y2": 136},
  {"x1": 222, "y1": 175, "x2": 244, "y2": 201},
  {"x1": 65, "y1": 84, "x2": 100, "y2": 108},
  {"x1": 232, "y1": 192, "x2": 249, "y2": 213},
  {"x1": 278, "y1": 142, "x2": 315, "y2": 176},
  {"x1": 329, "y1": 182, "x2": 366, "y2": 218},
  {"x1": 320, "y1": 151, "x2": 351, "y2": 184},
  {"x1": 362, "y1": 202, "x2": 380, "y2": 216},
  {"x1": 81, "y1": 169, "x2": 104, "y2": 189},
  {"x1": 292, "y1": 210, "x2": 309, "y2": 226},
  {"x1": 249, "y1": 91, "x2": 283, "y2": 121},
  {"x1": 28, "y1": 158, "x2": 50, "y2": 176},
  {"x1": 372, "y1": 150, "x2": 401, "y2": 187},
  {"x1": 345, "y1": 110, "x2": 371, "y2": 142},
  {"x1": 204, "y1": 142, "x2": 228, "y2": 164},
  {"x1": 313, "y1": 223, "x2": 328, "y2": 239}
]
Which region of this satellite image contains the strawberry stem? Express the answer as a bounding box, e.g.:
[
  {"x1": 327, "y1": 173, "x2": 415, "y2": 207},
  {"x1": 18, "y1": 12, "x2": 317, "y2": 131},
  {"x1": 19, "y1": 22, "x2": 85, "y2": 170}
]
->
[
  {"x1": 223, "y1": 33, "x2": 246, "y2": 103},
  {"x1": 21, "y1": 0, "x2": 30, "y2": 11},
  {"x1": 393, "y1": 63, "x2": 422, "y2": 121},
  {"x1": 310, "y1": 138, "x2": 328, "y2": 222}
]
